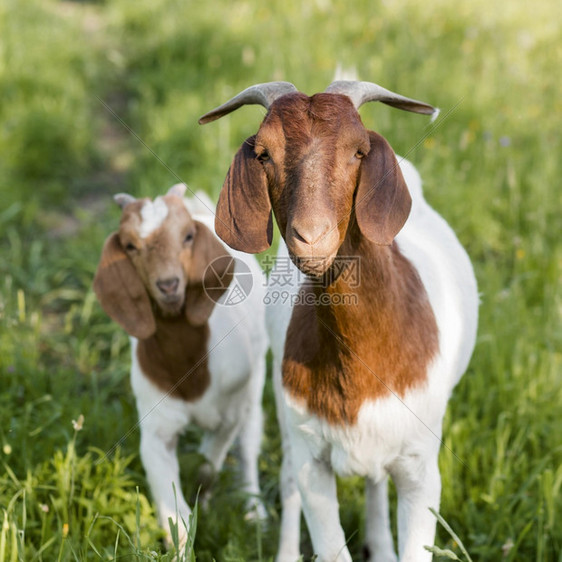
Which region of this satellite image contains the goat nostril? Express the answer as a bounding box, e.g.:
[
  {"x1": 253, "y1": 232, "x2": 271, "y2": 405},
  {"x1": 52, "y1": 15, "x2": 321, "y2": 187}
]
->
[
  {"x1": 156, "y1": 277, "x2": 180, "y2": 295},
  {"x1": 291, "y1": 222, "x2": 332, "y2": 246},
  {"x1": 292, "y1": 227, "x2": 308, "y2": 244}
]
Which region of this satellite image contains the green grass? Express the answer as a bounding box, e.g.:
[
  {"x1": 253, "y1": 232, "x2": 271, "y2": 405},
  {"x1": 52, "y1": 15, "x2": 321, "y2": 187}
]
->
[{"x1": 0, "y1": 0, "x2": 560, "y2": 560}]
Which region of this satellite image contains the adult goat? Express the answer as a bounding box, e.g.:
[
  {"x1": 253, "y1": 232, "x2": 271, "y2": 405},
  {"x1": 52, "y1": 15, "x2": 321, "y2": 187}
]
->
[{"x1": 200, "y1": 80, "x2": 478, "y2": 562}]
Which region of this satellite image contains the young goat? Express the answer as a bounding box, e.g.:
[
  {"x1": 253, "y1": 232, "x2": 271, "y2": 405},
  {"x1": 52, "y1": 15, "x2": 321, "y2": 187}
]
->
[
  {"x1": 200, "y1": 81, "x2": 479, "y2": 561},
  {"x1": 94, "y1": 184, "x2": 268, "y2": 546}
]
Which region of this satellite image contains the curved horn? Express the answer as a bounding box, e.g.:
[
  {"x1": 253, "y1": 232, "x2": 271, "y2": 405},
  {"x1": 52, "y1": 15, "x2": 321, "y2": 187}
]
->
[
  {"x1": 199, "y1": 81, "x2": 298, "y2": 124},
  {"x1": 167, "y1": 183, "x2": 187, "y2": 198},
  {"x1": 114, "y1": 193, "x2": 137, "y2": 209},
  {"x1": 325, "y1": 80, "x2": 437, "y2": 117}
]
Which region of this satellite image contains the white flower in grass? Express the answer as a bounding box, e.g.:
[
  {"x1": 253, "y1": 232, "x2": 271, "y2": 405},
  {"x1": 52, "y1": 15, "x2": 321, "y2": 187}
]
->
[{"x1": 72, "y1": 414, "x2": 84, "y2": 431}]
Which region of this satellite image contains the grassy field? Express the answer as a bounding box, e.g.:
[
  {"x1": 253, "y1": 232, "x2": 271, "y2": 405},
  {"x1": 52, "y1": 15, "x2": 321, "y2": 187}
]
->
[{"x1": 0, "y1": 0, "x2": 560, "y2": 560}]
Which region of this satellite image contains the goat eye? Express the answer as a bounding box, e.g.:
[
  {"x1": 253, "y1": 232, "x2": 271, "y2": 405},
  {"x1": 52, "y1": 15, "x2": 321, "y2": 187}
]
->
[
  {"x1": 125, "y1": 242, "x2": 137, "y2": 252},
  {"x1": 184, "y1": 232, "x2": 194, "y2": 244},
  {"x1": 257, "y1": 150, "x2": 270, "y2": 163},
  {"x1": 355, "y1": 150, "x2": 365, "y2": 160}
]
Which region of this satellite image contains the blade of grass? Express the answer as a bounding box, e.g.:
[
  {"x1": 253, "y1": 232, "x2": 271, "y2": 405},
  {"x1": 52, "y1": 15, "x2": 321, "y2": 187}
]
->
[{"x1": 429, "y1": 507, "x2": 473, "y2": 562}]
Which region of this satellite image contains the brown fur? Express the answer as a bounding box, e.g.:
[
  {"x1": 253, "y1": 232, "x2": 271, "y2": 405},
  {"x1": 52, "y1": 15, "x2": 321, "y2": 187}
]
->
[
  {"x1": 216, "y1": 93, "x2": 368, "y2": 255},
  {"x1": 93, "y1": 232, "x2": 156, "y2": 339},
  {"x1": 355, "y1": 131, "x2": 412, "y2": 246},
  {"x1": 216, "y1": 136, "x2": 273, "y2": 253},
  {"x1": 216, "y1": 92, "x2": 436, "y2": 424},
  {"x1": 282, "y1": 221, "x2": 439, "y2": 425},
  {"x1": 257, "y1": 93, "x2": 369, "y2": 255},
  {"x1": 214, "y1": 91, "x2": 437, "y2": 424},
  {"x1": 217, "y1": 94, "x2": 410, "y2": 260},
  {"x1": 94, "y1": 194, "x2": 233, "y2": 400},
  {"x1": 137, "y1": 313, "x2": 211, "y2": 401}
]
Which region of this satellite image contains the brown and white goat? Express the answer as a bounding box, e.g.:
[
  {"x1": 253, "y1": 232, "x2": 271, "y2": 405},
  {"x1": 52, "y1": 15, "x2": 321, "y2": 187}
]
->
[
  {"x1": 93, "y1": 184, "x2": 268, "y2": 547},
  {"x1": 200, "y1": 81, "x2": 478, "y2": 562}
]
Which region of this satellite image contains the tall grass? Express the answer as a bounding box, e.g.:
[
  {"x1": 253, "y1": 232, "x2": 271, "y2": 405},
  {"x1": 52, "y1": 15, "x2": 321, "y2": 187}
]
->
[{"x1": 0, "y1": 0, "x2": 560, "y2": 559}]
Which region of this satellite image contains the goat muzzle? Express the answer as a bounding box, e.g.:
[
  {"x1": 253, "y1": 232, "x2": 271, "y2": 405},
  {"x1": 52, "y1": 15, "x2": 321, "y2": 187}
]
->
[
  {"x1": 289, "y1": 253, "x2": 338, "y2": 278},
  {"x1": 153, "y1": 276, "x2": 186, "y2": 316},
  {"x1": 285, "y1": 217, "x2": 341, "y2": 273},
  {"x1": 157, "y1": 277, "x2": 180, "y2": 296}
]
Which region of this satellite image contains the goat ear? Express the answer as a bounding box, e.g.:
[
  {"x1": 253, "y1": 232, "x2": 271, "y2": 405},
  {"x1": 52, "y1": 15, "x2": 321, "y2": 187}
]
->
[
  {"x1": 93, "y1": 233, "x2": 156, "y2": 339},
  {"x1": 355, "y1": 131, "x2": 412, "y2": 245},
  {"x1": 215, "y1": 135, "x2": 273, "y2": 253},
  {"x1": 185, "y1": 221, "x2": 235, "y2": 326}
]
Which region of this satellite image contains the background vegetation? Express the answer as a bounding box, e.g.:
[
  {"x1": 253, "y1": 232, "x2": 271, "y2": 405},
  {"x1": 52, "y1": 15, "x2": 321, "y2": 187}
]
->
[{"x1": 0, "y1": 0, "x2": 560, "y2": 559}]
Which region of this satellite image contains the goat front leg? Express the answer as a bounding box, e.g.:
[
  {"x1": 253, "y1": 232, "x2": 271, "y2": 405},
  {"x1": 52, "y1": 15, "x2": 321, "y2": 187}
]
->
[
  {"x1": 290, "y1": 428, "x2": 352, "y2": 562},
  {"x1": 197, "y1": 420, "x2": 241, "y2": 506},
  {"x1": 274, "y1": 359, "x2": 302, "y2": 562},
  {"x1": 364, "y1": 476, "x2": 397, "y2": 562},
  {"x1": 139, "y1": 426, "x2": 192, "y2": 547},
  {"x1": 391, "y1": 449, "x2": 441, "y2": 562},
  {"x1": 238, "y1": 357, "x2": 267, "y2": 520}
]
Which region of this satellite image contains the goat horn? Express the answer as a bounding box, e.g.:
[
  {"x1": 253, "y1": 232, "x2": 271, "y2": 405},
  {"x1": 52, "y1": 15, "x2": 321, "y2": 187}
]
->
[
  {"x1": 167, "y1": 183, "x2": 187, "y2": 198},
  {"x1": 325, "y1": 80, "x2": 437, "y2": 116},
  {"x1": 199, "y1": 81, "x2": 298, "y2": 124},
  {"x1": 114, "y1": 193, "x2": 137, "y2": 209}
]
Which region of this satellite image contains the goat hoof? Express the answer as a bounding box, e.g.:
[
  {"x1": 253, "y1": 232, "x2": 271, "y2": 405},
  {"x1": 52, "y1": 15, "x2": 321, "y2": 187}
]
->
[
  {"x1": 244, "y1": 497, "x2": 268, "y2": 523},
  {"x1": 362, "y1": 544, "x2": 398, "y2": 562},
  {"x1": 196, "y1": 461, "x2": 216, "y2": 491}
]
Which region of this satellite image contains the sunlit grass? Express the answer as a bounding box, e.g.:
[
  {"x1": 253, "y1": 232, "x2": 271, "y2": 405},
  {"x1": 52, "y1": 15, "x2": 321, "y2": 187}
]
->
[{"x1": 0, "y1": 0, "x2": 560, "y2": 559}]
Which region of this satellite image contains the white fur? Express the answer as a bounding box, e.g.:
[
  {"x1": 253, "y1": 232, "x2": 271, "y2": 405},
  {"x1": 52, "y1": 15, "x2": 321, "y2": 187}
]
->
[
  {"x1": 132, "y1": 194, "x2": 268, "y2": 545},
  {"x1": 183, "y1": 190, "x2": 216, "y2": 218},
  {"x1": 139, "y1": 196, "x2": 169, "y2": 238},
  {"x1": 269, "y1": 158, "x2": 478, "y2": 562}
]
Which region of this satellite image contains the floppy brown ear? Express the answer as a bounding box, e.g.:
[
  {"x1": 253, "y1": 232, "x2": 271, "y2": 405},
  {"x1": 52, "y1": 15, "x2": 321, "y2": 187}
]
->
[
  {"x1": 93, "y1": 233, "x2": 156, "y2": 339},
  {"x1": 355, "y1": 131, "x2": 412, "y2": 245},
  {"x1": 215, "y1": 135, "x2": 273, "y2": 253},
  {"x1": 185, "y1": 221, "x2": 235, "y2": 326}
]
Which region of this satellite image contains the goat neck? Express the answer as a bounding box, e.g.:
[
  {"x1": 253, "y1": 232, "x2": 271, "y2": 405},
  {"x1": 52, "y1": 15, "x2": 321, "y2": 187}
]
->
[
  {"x1": 136, "y1": 308, "x2": 211, "y2": 402},
  {"x1": 282, "y1": 220, "x2": 439, "y2": 426}
]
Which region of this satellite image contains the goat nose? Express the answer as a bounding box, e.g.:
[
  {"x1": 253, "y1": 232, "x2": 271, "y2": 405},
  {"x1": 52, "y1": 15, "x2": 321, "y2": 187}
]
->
[
  {"x1": 156, "y1": 277, "x2": 179, "y2": 295},
  {"x1": 291, "y1": 221, "x2": 332, "y2": 246}
]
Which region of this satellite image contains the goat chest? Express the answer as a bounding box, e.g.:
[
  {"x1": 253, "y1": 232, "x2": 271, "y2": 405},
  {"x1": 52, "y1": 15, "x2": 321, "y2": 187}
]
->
[
  {"x1": 282, "y1": 359, "x2": 448, "y2": 481},
  {"x1": 281, "y1": 243, "x2": 440, "y2": 428}
]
